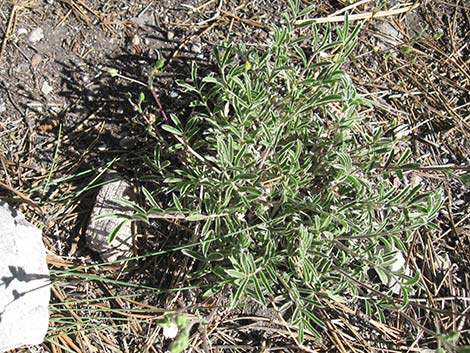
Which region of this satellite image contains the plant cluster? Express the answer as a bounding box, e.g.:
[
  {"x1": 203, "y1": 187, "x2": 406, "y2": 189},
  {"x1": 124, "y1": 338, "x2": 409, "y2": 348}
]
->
[{"x1": 115, "y1": 1, "x2": 442, "y2": 341}]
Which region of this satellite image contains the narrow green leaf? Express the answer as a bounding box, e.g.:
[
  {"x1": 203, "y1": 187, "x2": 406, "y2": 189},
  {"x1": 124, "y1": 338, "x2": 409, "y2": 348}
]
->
[
  {"x1": 142, "y1": 187, "x2": 159, "y2": 208},
  {"x1": 162, "y1": 124, "x2": 183, "y2": 136},
  {"x1": 181, "y1": 249, "x2": 205, "y2": 261},
  {"x1": 186, "y1": 214, "x2": 208, "y2": 221},
  {"x1": 108, "y1": 220, "x2": 127, "y2": 243},
  {"x1": 405, "y1": 272, "x2": 420, "y2": 286},
  {"x1": 112, "y1": 198, "x2": 146, "y2": 214},
  {"x1": 317, "y1": 94, "x2": 342, "y2": 105},
  {"x1": 252, "y1": 276, "x2": 266, "y2": 305},
  {"x1": 225, "y1": 269, "x2": 245, "y2": 279},
  {"x1": 231, "y1": 278, "x2": 249, "y2": 307}
]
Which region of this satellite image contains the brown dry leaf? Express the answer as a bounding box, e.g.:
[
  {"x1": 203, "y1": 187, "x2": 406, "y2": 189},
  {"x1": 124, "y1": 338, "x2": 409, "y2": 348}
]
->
[{"x1": 38, "y1": 124, "x2": 54, "y2": 132}]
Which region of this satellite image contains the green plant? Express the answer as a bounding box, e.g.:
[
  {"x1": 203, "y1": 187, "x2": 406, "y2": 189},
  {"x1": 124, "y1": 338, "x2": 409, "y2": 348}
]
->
[
  {"x1": 159, "y1": 315, "x2": 190, "y2": 353},
  {"x1": 159, "y1": 314, "x2": 206, "y2": 353},
  {"x1": 112, "y1": 0, "x2": 443, "y2": 342},
  {"x1": 435, "y1": 331, "x2": 470, "y2": 353}
]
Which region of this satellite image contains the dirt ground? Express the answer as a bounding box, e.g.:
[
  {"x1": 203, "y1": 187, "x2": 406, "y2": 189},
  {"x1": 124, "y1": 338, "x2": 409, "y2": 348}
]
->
[{"x1": 0, "y1": 0, "x2": 469, "y2": 352}]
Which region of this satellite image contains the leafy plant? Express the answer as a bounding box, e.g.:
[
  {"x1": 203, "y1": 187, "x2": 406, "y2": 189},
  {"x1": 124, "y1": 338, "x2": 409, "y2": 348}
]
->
[
  {"x1": 159, "y1": 315, "x2": 192, "y2": 353},
  {"x1": 112, "y1": 0, "x2": 443, "y2": 342}
]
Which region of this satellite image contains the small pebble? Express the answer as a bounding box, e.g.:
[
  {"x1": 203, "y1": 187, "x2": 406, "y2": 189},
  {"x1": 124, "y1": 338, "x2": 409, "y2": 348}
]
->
[
  {"x1": 191, "y1": 43, "x2": 202, "y2": 54},
  {"x1": 131, "y1": 34, "x2": 141, "y2": 46},
  {"x1": 31, "y1": 53, "x2": 43, "y2": 69},
  {"x1": 17, "y1": 28, "x2": 28, "y2": 36},
  {"x1": 167, "y1": 31, "x2": 174, "y2": 41},
  {"x1": 28, "y1": 27, "x2": 44, "y2": 43},
  {"x1": 41, "y1": 81, "x2": 53, "y2": 96}
]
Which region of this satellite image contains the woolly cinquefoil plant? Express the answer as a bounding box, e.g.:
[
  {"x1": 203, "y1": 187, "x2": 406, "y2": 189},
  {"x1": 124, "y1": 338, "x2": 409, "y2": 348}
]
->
[{"x1": 120, "y1": 1, "x2": 442, "y2": 341}]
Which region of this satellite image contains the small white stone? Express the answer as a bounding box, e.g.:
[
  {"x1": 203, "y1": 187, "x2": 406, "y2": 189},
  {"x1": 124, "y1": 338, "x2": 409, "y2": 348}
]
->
[
  {"x1": 191, "y1": 43, "x2": 202, "y2": 54},
  {"x1": 131, "y1": 34, "x2": 141, "y2": 46},
  {"x1": 17, "y1": 28, "x2": 28, "y2": 36},
  {"x1": 167, "y1": 31, "x2": 174, "y2": 41},
  {"x1": 162, "y1": 322, "x2": 178, "y2": 339},
  {"x1": 28, "y1": 28, "x2": 44, "y2": 43},
  {"x1": 41, "y1": 81, "x2": 53, "y2": 96}
]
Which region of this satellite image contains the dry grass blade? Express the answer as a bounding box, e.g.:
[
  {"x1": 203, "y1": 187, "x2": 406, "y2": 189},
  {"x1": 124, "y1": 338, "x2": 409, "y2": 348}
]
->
[
  {"x1": 50, "y1": 286, "x2": 97, "y2": 351},
  {"x1": 219, "y1": 9, "x2": 268, "y2": 29},
  {"x1": 57, "y1": 332, "x2": 83, "y2": 353},
  {"x1": 57, "y1": 0, "x2": 112, "y2": 31},
  {"x1": 58, "y1": 0, "x2": 93, "y2": 27},
  {"x1": 296, "y1": 3, "x2": 420, "y2": 25},
  {"x1": 0, "y1": 179, "x2": 44, "y2": 213}
]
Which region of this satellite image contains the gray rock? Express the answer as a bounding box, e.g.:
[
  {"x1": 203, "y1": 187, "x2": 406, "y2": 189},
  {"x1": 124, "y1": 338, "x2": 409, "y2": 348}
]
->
[
  {"x1": 87, "y1": 172, "x2": 134, "y2": 262},
  {"x1": 0, "y1": 201, "x2": 50, "y2": 352},
  {"x1": 129, "y1": 13, "x2": 157, "y2": 27},
  {"x1": 374, "y1": 21, "x2": 403, "y2": 49}
]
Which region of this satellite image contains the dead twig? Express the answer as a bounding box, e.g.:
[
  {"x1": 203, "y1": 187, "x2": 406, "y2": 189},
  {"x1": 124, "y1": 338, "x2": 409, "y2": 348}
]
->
[{"x1": 0, "y1": 4, "x2": 19, "y2": 64}]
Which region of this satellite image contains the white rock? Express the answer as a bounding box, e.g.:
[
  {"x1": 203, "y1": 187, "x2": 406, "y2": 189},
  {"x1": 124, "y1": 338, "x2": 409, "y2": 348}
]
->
[
  {"x1": 28, "y1": 27, "x2": 44, "y2": 43},
  {"x1": 0, "y1": 201, "x2": 50, "y2": 352},
  {"x1": 87, "y1": 172, "x2": 134, "y2": 262},
  {"x1": 41, "y1": 81, "x2": 53, "y2": 96},
  {"x1": 191, "y1": 43, "x2": 202, "y2": 54},
  {"x1": 17, "y1": 28, "x2": 28, "y2": 36}
]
